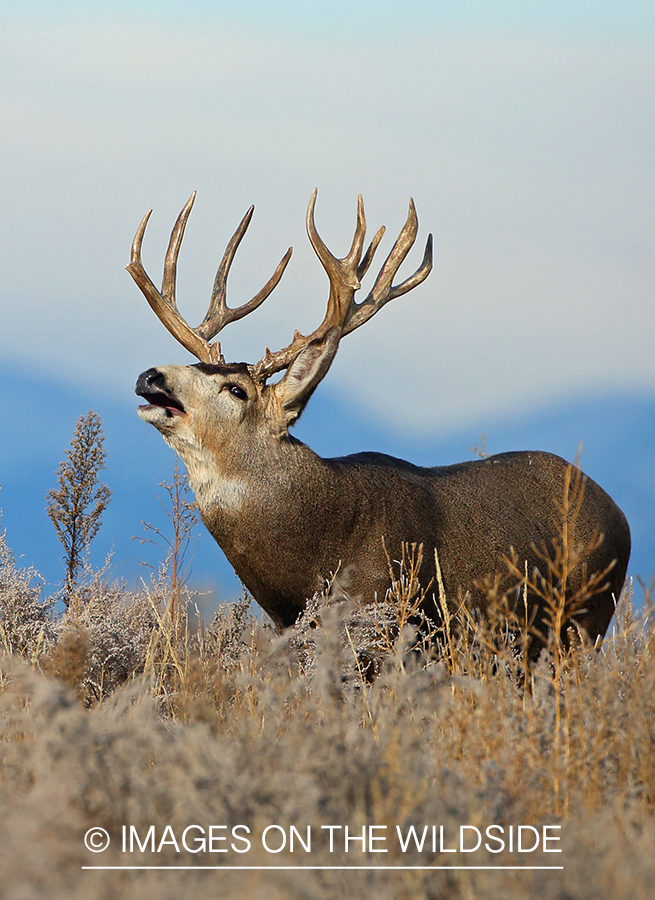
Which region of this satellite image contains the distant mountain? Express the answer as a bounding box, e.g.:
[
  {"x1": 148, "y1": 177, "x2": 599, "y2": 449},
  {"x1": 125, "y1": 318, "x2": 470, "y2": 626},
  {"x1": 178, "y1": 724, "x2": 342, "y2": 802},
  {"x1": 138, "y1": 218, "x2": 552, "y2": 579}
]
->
[{"x1": 1, "y1": 361, "x2": 653, "y2": 611}]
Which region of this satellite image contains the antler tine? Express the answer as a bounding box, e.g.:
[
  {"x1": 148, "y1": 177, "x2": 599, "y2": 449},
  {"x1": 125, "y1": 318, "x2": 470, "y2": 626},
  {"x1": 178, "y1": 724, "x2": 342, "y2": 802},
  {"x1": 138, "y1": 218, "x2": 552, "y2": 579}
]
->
[
  {"x1": 197, "y1": 206, "x2": 293, "y2": 342},
  {"x1": 357, "y1": 224, "x2": 386, "y2": 281},
  {"x1": 388, "y1": 232, "x2": 433, "y2": 299},
  {"x1": 252, "y1": 191, "x2": 369, "y2": 382},
  {"x1": 306, "y1": 189, "x2": 364, "y2": 295},
  {"x1": 128, "y1": 193, "x2": 292, "y2": 365},
  {"x1": 127, "y1": 195, "x2": 213, "y2": 362},
  {"x1": 306, "y1": 190, "x2": 386, "y2": 286},
  {"x1": 162, "y1": 191, "x2": 196, "y2": 306},
  {"x1": 342, "y1": 198, "x2": 433, "y2": 336},
  {"x1": 345, "y1": 195, "x2": 368, "y2": 270},
  {"x1": 252, "y1": 191, "x2": 433, "y2": 382}
]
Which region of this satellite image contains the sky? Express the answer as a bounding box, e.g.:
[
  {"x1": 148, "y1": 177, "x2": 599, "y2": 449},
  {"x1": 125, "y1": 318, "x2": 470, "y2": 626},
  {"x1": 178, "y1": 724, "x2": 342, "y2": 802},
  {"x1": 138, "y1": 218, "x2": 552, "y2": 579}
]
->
[
  {"x1": 1, "y1": 1, "x2": 653, "y2": 433},
  {"x1": 1, "y1": 2, "x2": 654, "y2": 598},
  {"x1": 7, "y1": 2, "x2": 655, "y2": 31}
]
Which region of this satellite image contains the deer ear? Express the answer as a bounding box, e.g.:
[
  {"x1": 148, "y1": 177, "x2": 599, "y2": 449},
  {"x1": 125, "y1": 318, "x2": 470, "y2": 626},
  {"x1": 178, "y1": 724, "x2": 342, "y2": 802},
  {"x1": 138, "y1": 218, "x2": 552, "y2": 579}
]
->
[{"x1": 273, "y1": 328, "x2": 340, "y2": 425}]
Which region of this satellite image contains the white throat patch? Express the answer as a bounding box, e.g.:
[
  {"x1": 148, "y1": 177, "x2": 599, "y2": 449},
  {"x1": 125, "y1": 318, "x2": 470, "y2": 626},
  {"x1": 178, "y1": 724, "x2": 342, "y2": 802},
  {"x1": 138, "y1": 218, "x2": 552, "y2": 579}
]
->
[
  {"x1": 183, "y1": 455, "x2": 247, "y2": 514},
  {"x1": 205, "y1": 475, "x2": 248, "y2": 513}
]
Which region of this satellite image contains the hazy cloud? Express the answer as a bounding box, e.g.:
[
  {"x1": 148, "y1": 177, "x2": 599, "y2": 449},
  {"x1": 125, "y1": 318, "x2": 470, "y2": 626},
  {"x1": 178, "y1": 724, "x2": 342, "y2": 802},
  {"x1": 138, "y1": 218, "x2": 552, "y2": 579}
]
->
[{"x1": 0, "y1": 19, "x2": 653, "y2": 434}]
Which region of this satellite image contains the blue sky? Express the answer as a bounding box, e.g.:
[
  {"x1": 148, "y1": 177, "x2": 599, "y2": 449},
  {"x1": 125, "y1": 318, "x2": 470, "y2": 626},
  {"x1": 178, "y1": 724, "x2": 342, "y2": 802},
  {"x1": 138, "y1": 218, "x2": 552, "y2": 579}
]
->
[{"x1": 1, "y1": 1, "x2": 654, "y2": 600}]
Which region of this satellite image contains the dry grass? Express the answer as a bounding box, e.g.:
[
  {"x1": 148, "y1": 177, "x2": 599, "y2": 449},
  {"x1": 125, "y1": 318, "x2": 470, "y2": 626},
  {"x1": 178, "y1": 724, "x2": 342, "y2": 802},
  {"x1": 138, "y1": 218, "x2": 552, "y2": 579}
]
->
[{"x1": 0, "y1": 523, "x2": 654, "y2": 899}]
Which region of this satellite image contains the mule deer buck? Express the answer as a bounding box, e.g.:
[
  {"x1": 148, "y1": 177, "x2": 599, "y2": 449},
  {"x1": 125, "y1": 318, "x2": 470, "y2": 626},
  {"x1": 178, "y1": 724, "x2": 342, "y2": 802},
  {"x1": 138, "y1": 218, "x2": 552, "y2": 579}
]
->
[{"x1": 130, "y1": 190, "x2": 630, "y2": 654}]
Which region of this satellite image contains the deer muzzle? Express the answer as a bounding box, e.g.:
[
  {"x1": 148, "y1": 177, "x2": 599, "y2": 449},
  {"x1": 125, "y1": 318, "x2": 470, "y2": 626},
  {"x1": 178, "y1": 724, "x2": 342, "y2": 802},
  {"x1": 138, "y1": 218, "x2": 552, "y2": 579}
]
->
[{"x1": 135, "y1": 368, "x2": 186, "y2": 418}]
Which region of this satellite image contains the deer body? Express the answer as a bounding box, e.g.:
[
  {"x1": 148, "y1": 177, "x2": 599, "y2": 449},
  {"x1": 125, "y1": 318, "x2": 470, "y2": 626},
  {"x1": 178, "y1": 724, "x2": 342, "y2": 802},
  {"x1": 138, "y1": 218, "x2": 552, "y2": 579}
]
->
[
  {"x1": 202, "y1": 445, "x2": 628, "y2": 639},
  {"x1": 130, "y1": 192, "x2": 630, "y2": 649}
]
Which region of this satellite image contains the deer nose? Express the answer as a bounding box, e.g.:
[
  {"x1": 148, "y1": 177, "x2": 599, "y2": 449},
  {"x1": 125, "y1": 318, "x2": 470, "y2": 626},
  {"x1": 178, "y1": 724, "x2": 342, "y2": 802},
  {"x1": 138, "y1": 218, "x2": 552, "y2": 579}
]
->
[{"x1": 135, "y1": 368, "x2": 166, "y2": 396}]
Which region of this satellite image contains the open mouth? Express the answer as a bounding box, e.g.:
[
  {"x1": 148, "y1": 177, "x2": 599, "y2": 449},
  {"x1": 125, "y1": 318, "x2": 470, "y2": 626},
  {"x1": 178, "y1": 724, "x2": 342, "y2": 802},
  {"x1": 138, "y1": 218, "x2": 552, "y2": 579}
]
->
[{"x1": 136, "y1": 389, "x2": 186, "y2": 418}]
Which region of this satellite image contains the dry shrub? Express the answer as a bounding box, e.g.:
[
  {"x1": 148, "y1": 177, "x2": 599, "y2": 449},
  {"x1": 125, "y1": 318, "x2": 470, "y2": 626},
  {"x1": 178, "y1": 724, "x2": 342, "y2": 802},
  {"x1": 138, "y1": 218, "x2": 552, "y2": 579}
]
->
[
  {"x1": 141, "y1": 587, "x2": 259, "y2": 723},
  {"x1": 41, "y1": 626, "x2": 90, "y2": 699},
  {"x1": 0, "y1": 530, "x2": 55, "y2": 659},
  {"x1": 47, "y1": 563, "x2": 160, "y2": 705},
  {"x1": 0, "y1": 519, "x2": 654, "y2": 899},
  {"x1": 1, "y1": 585, "x2": 654, "y2": 900}
]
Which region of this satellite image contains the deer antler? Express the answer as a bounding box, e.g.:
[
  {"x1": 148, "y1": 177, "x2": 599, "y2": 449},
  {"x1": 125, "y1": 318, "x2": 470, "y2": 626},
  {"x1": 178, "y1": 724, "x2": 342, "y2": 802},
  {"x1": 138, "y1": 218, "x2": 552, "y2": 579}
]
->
[
  {"x1": 252, "y1": 190, "x2": 433, "y2": 381},
  {"x1": 126, "y1": 192, "x2": 293, "y2": 364}
]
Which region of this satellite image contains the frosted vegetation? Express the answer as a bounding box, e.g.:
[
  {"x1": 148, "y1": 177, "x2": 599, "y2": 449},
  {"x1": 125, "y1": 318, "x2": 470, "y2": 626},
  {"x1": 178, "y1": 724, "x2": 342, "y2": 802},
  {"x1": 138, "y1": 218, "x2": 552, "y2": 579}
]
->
[{"x1": 0, "y1": 515, "x2": 654, "y2": 899}]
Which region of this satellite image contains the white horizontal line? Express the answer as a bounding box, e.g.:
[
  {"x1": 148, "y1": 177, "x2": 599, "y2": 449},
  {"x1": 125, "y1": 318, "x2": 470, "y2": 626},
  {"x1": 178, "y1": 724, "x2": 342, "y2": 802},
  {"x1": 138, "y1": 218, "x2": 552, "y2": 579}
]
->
[{"x1": 82, "y1": 865, "x2": 564, "y2": 871}]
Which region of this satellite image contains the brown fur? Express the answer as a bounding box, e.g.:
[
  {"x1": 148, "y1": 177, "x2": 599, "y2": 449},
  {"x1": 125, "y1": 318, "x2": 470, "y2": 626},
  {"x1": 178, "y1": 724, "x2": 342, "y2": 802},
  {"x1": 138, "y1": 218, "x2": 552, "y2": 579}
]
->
[{"x1": 136, "y1": 354, "x2": 630, "y2": 653}]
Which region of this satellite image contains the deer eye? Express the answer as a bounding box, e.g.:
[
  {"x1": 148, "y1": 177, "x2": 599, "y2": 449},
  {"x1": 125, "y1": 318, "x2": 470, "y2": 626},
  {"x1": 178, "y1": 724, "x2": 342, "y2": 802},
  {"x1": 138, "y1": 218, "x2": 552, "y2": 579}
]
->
[{"x1": 227, "y1": 384, "x2": 248, "y2": 401}]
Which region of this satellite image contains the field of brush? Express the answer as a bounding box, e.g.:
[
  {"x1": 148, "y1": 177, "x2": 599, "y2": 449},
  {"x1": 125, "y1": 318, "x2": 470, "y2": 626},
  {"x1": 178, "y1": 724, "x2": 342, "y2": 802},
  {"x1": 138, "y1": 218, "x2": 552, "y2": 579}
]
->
[{"x1": 1, "y1": 519, "x2": 654, "y2": 900}]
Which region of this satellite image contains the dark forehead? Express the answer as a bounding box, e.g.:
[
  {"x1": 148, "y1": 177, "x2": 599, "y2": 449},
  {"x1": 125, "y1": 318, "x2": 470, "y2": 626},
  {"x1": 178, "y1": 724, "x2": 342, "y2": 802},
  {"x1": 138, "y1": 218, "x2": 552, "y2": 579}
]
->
[{"x1": 192, "y1": 362, "x2": 251, "y2": 377}]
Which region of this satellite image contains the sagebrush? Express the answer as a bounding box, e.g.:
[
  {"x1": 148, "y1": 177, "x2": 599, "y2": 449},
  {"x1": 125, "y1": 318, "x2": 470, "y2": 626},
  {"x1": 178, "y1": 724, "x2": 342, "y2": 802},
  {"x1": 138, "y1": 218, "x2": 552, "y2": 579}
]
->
[{"x1": 0, "y1": 525, "x2": 653, "y2": 899}]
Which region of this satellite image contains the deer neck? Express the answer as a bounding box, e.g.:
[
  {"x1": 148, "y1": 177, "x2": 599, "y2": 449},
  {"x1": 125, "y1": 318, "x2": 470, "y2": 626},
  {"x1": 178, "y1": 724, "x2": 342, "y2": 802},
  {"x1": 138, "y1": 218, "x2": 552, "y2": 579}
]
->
[{"x1": 178, "y1": 432, "x2": 326, "y2": 526}]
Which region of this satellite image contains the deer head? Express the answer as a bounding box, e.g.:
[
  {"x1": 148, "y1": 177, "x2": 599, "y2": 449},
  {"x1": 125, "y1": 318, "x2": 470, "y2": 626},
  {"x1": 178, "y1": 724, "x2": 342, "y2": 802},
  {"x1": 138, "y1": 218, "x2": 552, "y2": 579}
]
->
[{"x1": 129, "y1": 191, "x2": 432, "y2": 455}]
